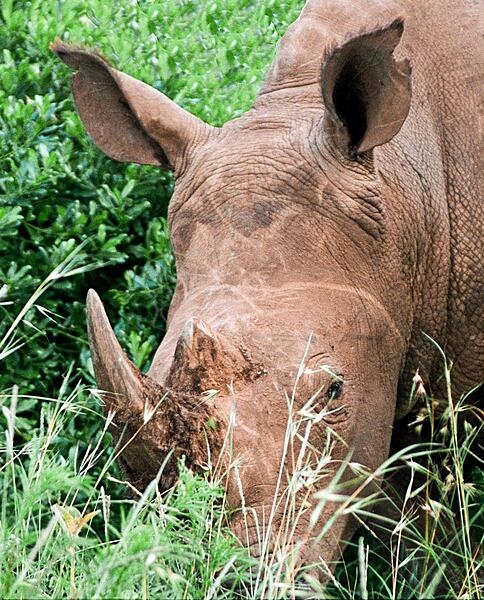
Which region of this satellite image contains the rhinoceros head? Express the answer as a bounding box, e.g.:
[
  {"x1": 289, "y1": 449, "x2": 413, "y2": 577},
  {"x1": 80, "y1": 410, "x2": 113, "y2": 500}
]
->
[{"x1": 52, "y1": 4, "x2": 413, "y2": 572}]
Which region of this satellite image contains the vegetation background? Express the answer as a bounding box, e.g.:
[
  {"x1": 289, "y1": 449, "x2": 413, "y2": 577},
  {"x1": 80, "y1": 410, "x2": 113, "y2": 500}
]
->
[{"x1": 0, "y1": 0, "x2": 482, "y2": 598}]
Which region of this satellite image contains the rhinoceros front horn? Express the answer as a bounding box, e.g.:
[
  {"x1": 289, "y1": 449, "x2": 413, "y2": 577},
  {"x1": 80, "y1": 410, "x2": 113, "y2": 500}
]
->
[
  {"x1": 87, "y1": 289, "x2": 224, "y2": 491},
  {"x1": 87, "y1": 289, "x2": 152, "y2": 413}
]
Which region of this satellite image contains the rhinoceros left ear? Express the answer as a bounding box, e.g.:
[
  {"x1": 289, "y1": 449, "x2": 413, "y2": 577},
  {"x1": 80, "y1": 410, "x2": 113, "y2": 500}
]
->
[
  {"x1": 321, "y1": 19, "x2": 411, "y2": 156},
  {"x1": 51, "y1": 40, "x2": 214, "y2": 172}
]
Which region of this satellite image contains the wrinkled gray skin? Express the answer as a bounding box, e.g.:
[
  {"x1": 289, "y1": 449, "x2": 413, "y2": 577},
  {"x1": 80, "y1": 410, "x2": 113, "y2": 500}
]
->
[{"x1": 53, "y1": 0, "x2": 483, "y2": 577}]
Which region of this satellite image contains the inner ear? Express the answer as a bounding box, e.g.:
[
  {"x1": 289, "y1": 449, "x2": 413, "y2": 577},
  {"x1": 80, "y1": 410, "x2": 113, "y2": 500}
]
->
[
  {"x1": 332, "y1": 58, "x2": 368, "y2": 149},
  {"x1": 321, "y1": 18, "x2": 411, "y2": 155}
]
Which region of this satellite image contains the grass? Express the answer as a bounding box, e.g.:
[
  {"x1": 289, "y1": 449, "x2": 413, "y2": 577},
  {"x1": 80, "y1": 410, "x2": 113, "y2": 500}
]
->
[
  {"x1": 1, "y1": 0, "x2": 482, "y2": 597},
  {"x1": 1, "y1": 271, "x2": 482, "y2": 598},
  {"x1": 1, "y1": 403, "x2": 247, "y2": 598}
]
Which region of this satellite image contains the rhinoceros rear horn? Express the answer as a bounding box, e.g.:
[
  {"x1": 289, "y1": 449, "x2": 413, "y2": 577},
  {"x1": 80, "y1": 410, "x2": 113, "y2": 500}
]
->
[
  {"x1": 50, "y1": 40, "x2": 215, "y2": 172},
  {"x1": 321, "y1": 18, "x2": 411, "y2": 154},
  {"x1": 165, "y1": 319, "x2": 251, "y2": 392}
]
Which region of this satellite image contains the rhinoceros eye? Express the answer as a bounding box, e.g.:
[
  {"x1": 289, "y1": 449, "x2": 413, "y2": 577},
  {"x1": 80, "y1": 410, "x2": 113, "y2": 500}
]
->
[{"x1": 327, "y1": 379, "x2": 343, "y2": 400}]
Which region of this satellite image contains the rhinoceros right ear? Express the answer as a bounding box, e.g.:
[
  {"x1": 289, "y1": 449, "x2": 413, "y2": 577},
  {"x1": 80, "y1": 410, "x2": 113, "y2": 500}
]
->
[
  {"x1": 51, "y1": 40, "x2": 214, "y2": 172},
  {"x1": 321, "y1": 19, "x2": 411, "y2": 156}
]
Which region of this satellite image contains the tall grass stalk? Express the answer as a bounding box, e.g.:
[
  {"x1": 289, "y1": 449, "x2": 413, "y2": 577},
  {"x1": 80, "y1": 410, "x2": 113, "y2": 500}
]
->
[
  {"x1": 1, "y1": 286, "x2": 482, "y2": 598},
  {"x1": 0, "y1": 240, "x2": 105, "y2": 361}
]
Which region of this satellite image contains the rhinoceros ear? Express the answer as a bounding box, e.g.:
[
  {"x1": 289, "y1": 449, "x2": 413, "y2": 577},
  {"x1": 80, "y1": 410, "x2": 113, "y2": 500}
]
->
[
  {"x1": 51, "y1": 40, "x2": 213, "y2": 172},
  {"x1": 321, "y1": 19, "x2": 411, "y2": 156}
]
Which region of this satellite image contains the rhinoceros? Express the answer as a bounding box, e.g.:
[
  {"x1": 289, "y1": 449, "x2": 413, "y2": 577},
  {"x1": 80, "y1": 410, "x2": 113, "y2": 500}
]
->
[{"x1": 52, "y1": 0, "x2": 483, "y2": 578}]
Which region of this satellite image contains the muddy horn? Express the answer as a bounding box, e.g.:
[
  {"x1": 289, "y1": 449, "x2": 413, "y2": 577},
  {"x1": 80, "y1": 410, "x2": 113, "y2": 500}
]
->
[
  {"x1": 166, "y1": 318, "x2": 255, "y2": 392},
  {"x1": 87, "y1": 289, "x2": 223, "y2": 491}
]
